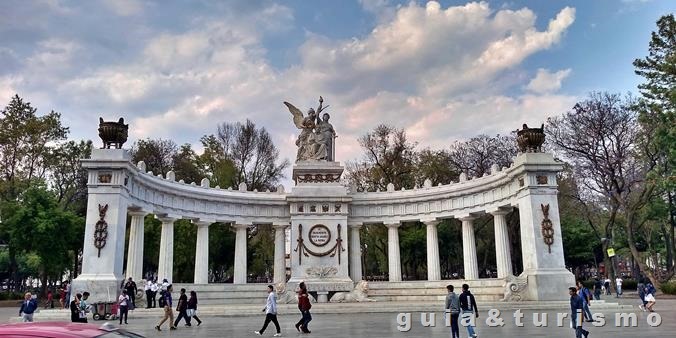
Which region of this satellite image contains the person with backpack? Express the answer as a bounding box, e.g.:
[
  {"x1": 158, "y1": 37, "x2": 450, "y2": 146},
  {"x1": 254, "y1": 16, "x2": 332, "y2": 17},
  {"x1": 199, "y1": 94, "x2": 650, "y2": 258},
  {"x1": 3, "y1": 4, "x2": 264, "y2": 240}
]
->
[
  {"x1": 459, "y1": 284, "x2": 478, "y2": 338},
  {"x1": 295, "y1": 282, "x2": 312, "y2": 334},
  {"x1": 445, "y1": 285, "x2": 460, "y2": 338},
  {"x1": 576, "y1": 280, "x2": 594, "y2": 322},
  {"x1": 155, "y1": 284, "x2": 176, "y2": 331}
]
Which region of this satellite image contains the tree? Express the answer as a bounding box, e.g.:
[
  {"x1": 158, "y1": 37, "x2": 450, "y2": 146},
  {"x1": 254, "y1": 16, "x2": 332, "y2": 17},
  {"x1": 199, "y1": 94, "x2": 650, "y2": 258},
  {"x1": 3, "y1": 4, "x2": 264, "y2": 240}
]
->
[
  {"x1": 346, "y1": 124, "x2": 417, "y2": 191},
  {"x1": 214, "y1": 119, "x2": 290, "y2": 191},
  {"x1": 447, "y1": 134, "x2": 517, "y2": 178},
  {"x1": 197, "y1": 135, "x2": 237, "y2": 188},
  {"x1": 130, "y1": 139, "x2": 178, "y2": 176},
  {"x1": 633, "y1": 13, "x2": 676, "y2": 274},
  {"x1": 49, "y1": 140, "x2": 92, "y2": 214},
  {"x1": 547, "y1": 92, "x2": 666, "y2": 285},
  {"x1": 172, "y1": 144, "x2": 204, "y2": 184},
  {"x1": 414, "y1": 149, "x2": 459, "y2": 187}
]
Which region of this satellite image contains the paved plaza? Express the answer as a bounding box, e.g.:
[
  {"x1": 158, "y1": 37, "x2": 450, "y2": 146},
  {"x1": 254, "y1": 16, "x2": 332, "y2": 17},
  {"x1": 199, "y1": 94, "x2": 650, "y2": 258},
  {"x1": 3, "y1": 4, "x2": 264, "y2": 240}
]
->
[{"x1": 1, "y1": 298, "x2": 674, "y2": 337}]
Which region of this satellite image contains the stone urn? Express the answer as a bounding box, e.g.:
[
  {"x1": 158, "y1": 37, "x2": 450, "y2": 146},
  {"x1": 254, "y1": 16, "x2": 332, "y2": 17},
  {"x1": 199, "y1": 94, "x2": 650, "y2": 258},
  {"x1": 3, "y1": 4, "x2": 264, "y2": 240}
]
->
[
  {"x1": 98, "y1": 117, "x2": 128, "y2": 149},
  {"x1": 516, "y1": 123, "x2": 545, "y2": 153}
]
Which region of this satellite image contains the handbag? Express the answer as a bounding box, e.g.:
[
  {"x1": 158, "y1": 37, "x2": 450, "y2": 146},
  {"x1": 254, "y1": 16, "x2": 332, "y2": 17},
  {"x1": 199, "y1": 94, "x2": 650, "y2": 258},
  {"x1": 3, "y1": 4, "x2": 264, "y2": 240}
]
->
[{"x1": 186, "y1": 309, "x2": 195, "y2": 317}]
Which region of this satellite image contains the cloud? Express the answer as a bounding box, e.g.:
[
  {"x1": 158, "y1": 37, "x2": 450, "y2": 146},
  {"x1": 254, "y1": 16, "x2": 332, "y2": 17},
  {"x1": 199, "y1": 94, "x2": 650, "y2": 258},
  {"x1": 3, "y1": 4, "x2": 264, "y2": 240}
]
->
[
  {"x1": 526, "y1": 68, "x2": 572, "y2": 94},
  {"x1": 103, "y1": 0, "x2": 143, "y2": 16},
  {"x1": 1, "y1": 1, "x2": 578, "y2": 187}
]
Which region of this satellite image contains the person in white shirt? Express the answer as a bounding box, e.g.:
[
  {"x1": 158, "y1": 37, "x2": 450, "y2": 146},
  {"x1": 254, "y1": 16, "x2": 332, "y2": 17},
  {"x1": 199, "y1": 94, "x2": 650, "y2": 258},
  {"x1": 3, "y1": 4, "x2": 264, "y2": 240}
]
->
[
  {"x1": 145, "y1": 280, "x2": 153, "y2": 309},
  {"x1": 615, "y1": 277, "x2": 623, "y2": 297},
  {"x1": 254, "y1": 285, "x2": 281, "y2": 337},
  {"x1": 150, "y1": 280, "x2": 159, "y2": 308},
  {"x1": 118, "y1": 290, "x2": 130, "y2": 325}
]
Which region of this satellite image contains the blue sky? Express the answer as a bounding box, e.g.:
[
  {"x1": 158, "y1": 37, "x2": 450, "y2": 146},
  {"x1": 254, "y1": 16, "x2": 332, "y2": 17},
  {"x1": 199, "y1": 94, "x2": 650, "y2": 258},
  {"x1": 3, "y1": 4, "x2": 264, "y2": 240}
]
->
[{"x1": 0, "y1": 0, "x2": 673, "y2": 183}]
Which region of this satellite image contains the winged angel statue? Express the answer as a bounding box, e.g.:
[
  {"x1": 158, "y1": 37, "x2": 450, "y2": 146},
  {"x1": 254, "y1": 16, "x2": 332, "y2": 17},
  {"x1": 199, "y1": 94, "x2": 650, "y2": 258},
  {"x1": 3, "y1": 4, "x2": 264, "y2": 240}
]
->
[{"x1": 284, "y1": 96, "x2": 336, "y2": 162}]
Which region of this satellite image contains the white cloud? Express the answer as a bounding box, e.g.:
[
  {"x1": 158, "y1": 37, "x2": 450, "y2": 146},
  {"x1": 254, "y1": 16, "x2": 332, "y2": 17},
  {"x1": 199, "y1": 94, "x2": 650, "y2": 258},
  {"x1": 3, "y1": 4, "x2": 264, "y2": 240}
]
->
[
  {"x1": 526, "y1": 68, "x2": 572, "y2": 94},
  {"x1": 103, "y1": 0, "x2": 143, "y2": 16}
]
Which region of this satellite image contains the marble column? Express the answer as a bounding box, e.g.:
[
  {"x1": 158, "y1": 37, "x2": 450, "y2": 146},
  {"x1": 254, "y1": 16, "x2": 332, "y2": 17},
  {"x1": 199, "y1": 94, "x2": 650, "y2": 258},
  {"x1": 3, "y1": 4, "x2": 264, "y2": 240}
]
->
[
  {"x1": 492, "y1": 210, "x2": 513, "y2": 278},
  {"x1": 157, "y1": 216, "x2": 175, "y2": 283},
  {"x1": 233, "y1": 224, "x2": 249, "y2": 284},
  {"x1": 349, "y1": 223, "x2": 363, "y2": 282},
  {"x1": 125, "y1": 211, "x2": 146, "y2": 280},
  {"x1": 424, "y1": 220, "x2": 441, "y2": 281},
  {"x1": 386, "y1": 223, "x2": 402, "y2": 282},
  {"x1": 461, "y1": 216, "x2": 479, "y2": 280},
  {"x1": 194, "y1": 221, "x2": 211, "y2": 284},
  {"x1": 273, "y1": 224, "x2": 287, "y2": 284}
]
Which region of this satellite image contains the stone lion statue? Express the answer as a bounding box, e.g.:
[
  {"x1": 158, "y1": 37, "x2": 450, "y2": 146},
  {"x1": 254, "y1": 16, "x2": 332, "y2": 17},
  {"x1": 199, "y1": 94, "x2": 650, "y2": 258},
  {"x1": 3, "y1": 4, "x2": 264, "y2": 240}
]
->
[
  {"x1": 330, "y1": 281, "x2": 376, "y2": 303},
  {"x1": 275, "y1": 282, "x2": 298, "y2": 304}
]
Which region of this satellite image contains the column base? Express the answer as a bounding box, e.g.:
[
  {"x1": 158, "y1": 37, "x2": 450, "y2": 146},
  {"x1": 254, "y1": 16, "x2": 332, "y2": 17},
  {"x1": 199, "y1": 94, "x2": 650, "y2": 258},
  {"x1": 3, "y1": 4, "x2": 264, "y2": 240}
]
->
[
  {"x1": 513, "y1": 269, "x2": 575, "y2": 301},
  {"x1": 71, "y1": 274, "x2": 123, "y2": 304}
]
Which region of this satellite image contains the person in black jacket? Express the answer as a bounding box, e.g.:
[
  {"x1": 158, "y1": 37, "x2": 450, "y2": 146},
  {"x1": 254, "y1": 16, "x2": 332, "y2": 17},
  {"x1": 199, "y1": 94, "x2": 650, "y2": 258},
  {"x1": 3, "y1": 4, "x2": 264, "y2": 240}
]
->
[
  {"x1": 458, "y1": 284, "x2": 478, "y2": 338},
  {"x1": 187, "y1": 291, "x2": 202, "y2": 326},
  {"x1": 124, "y1": 277, "x2": 138, "y2": 309},
  {"x1": 570, "y1": 287, "x2": 590, "y2": 338},
  {"x1": 173, "y1": 288, "x2": 191, "y2": 327},
  {"x1": 70, "y1": 293, "x2": 83, "y2": 323}
]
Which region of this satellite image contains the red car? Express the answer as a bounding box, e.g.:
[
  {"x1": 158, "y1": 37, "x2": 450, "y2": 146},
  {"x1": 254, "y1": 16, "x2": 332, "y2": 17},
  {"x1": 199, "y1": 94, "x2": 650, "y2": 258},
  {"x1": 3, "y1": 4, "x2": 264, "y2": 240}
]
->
[{"x1": 0, "y1": 322, "x2": 145, "y2": 338}]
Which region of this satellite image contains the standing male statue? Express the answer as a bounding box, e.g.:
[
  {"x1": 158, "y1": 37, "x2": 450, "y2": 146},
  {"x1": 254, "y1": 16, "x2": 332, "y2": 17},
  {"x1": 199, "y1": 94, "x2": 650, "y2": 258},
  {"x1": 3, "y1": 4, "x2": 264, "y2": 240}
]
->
[{"x1": 284, "y1": 96, "x2": 334, "y2": 162}]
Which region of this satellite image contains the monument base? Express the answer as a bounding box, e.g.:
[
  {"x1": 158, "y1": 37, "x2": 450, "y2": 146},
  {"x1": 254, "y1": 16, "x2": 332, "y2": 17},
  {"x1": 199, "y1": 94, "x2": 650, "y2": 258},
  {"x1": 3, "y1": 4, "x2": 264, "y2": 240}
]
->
[
  {"x1": 71, "y1": 273, "x2": 122, "y2": 304},
  {"x1": 524, "y1": 269, "x2": 576, "y2": 301},
  {"x1": 287, "y1": 277, "x2": 354, "y2": 303}
]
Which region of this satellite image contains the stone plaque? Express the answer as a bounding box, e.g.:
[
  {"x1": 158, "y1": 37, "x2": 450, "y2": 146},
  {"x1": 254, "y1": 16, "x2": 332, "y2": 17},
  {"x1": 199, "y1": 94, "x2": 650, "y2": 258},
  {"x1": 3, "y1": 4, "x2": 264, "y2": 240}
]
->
[{"x1": 309, "y1": 224, "x2": 331, "y2": 247}]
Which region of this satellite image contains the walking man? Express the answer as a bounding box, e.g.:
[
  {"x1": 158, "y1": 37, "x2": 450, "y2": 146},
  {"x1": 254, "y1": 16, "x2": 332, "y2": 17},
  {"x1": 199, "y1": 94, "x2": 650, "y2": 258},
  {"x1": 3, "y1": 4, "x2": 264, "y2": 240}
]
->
[
  {"x1": 155, "y1": 285, "x2": 176, "y2": 331},
  {"x1": 459, "y1": 284, "x2": 478, "y2": 338},
  {"x1": 149, "y1": 279, "x2": 158, "y2": 308},
  {"x1": 173, "y1": 288, "x2": 191, "y2": 327},
  {"x1": 145, "y1": 280, "x2": 153, "y2": 309},
  {"x1": 124, "y1": 277, "x2": 138, "y2": 308},
  {"x1": 615, "y1": 276, "x2": 623, "y2": 297},
  {"x1": 593, "y1": 278, "x2": 602, "y2": 300},
  {"x1": 576, "y1": 280, "x2": 594, "y2": 322},
  {"x1": 603, "y1": 277, "x2": 611, "y2": 295},
  {"x1": 445, "y1": 285, "x2": 460, "y2": 338},
  {"x1": 254, "y1": 285, "x2": 282, "y2": 337},
  {"x1": 570, "y1": 286, "x2": 590, "y2": 338},
  {"x1": 19, "y1": 292, "x2": 38, "y2": 322}
]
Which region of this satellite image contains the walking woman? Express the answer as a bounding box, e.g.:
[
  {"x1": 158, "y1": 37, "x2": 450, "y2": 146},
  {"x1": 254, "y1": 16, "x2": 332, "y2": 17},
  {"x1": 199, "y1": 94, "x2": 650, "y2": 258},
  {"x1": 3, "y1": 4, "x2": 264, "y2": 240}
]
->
[
  {"x1": 118, "y1": 290, "x2": 130, "y2": 325},
  {"x1": 187, "y1": 290, "x2": 202, "y2": 326},
  {"x1": 295, "y1": 282, "x2": 312, "y2": 334}
]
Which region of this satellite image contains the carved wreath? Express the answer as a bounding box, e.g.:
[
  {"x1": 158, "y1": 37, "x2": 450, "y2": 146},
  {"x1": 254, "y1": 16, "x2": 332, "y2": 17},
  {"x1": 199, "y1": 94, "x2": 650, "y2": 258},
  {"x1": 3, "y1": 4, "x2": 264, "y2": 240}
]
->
[
  {"x1": 294, "y1": 224, "x2": 346, "y2": 265},
  {"x1": 306, "y1": 266, "x2": 338, "y2": 279},
  {"x1": 541, "y1": 204, "x2": 554, "y2": 253},
  {"x1": 93, "y1": 204, "x2": 109, "y2": 257}
]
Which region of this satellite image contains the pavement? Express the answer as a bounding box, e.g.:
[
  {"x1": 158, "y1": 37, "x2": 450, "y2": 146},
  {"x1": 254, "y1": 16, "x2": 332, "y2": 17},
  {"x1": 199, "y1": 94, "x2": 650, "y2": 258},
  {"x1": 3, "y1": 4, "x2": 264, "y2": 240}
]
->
[{"x1": 0, "y1": 296, "x2": 673, "y2": 337}]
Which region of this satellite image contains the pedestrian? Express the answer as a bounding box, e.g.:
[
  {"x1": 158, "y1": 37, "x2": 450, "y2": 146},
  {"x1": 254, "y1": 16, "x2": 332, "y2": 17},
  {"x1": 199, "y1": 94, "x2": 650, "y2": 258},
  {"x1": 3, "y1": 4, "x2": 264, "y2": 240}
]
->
[
  {"x1": 150, "y1": 279, "x2": 158, "y2": 308},
  {"x1": 637, "y1": 279, "x2": 647, "y2": 311},
  {"x1": 569, "y1": 286, "x2": 590, "y2": 338},
  {"x1": 145, "y1": 280, "x2": 153, "y2": 309},
  {"x1": 155, "y1": 284, "x2": 176, "y2": 331},
  {"x1": 615, "y1": 276, "x2": 623, "y2": 297},
  {"x1": 19, "y1": 292, "x2": 38, "y2": 322},
  {"x1": 59, "y1": 284, "x2": 66, "y2": 309},
  {"x1": 118, "y1": 290, "x2": 130, "y2": 325},
  {"x1": 644, "y1": 280, "x2": 656, "y2": 312},
  {"x1": 576, "y1": 280, "x2": 594, "y2": 322},
  {"x1": 187, "y1": 290, "x2": 202, "y2": 326},
  {"x1": 64, "y1": 282, "x2": 71, "y2": 309},
  {"x1": 79, "y1": 292, "x2": 91, "y2": 323},
  {"x1": 44, "y1": 289, "x2": 54, "y2": 309},
  {"x1": 294, "y1": 282, "x2": 312, "y2": 333},
  {"x1": 459, "y1": 284, "x2": 478, "y2": 338},
  {"x1": 593, "y1": 278, "x2": 602, "y2": 300},
  {"x1": 254, "y1": 285, "x2": 282, "y2": 337},
  {"x1": 174, "y1": 288, "x2": 191, "y2": 327},
  {"x1": 445, "y1": 285, "x2": 460, "y2": 338},
  {"x1": 603, "y1": 277, "x2": 611, "y2": 295},
  {"x1": 124, "y1": 277, "x2": 138, "y2": 309},
  {"x1": 70, "y1": 293, "x2": 83, "y2": 323}
]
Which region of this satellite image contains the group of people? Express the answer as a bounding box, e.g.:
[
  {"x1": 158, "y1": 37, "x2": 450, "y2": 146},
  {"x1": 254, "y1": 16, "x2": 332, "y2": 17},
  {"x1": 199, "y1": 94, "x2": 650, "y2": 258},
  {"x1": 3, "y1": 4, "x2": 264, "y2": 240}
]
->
[
  {"x1": 69, "y1": 292, "x2": 91, "y2": 323},
  {"x1": 154, "y1": 285, "x2": 203, "y2": 331},
  {"x1": 444, "y1": 284, "x2": 479, "y2": 338},
  {"x1": 254, "y1": 282, "x2": 314, "y2": 336}
]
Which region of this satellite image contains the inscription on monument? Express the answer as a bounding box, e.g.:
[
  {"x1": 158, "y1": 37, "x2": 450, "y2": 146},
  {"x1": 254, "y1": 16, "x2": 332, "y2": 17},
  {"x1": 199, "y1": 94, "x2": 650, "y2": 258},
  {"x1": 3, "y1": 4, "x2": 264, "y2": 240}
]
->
[{"x1": 309, "y1": 224, "x2": 331, "y2": 246}]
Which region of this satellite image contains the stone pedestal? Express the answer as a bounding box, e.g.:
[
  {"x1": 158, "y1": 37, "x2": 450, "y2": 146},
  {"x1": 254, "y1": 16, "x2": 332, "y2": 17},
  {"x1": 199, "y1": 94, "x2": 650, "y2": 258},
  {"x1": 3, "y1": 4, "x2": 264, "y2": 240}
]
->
[{"x1": 287, "y1": 161, "x2": 354, "y2": 296}]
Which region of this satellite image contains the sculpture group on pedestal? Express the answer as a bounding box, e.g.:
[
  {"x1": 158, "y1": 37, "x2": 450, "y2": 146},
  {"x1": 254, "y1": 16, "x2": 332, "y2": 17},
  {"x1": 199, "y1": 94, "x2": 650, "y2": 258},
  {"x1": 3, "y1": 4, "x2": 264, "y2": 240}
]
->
[{"x1": 285, "y1": 96, "x2": 336, "y2": 162}]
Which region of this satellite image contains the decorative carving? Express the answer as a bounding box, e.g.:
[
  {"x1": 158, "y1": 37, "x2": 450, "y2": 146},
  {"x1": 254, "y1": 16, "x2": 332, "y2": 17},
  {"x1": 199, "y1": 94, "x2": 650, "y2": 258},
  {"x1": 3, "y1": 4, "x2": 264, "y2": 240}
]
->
[
  {"x1": 310, "y1": 205, "x2": 317, "y2": 213},
  {"x1": 285, "y1": 96, "x2": 335, "y2": 162},
  {"x1": 334, "y1": 204, "x2": 341, "y2": 212},
  {"x1": 275, "y1": 282, "x2": 305, "y2": 304},
  {"x1": 516, "y1": 123, "x2": 545, "y2": 153},
  {"x1": 309, "y1": 224, "x2": 331, "y2": 246},
  {"x1": 536, "y1": 175, "x2": 548, "y2": 185},
  {"x1": 294, "y1": 223, "x2": 346, "y2": 264},
  {"x1": 98, "y1": 117, "x2": 128, "y2": 149},
  {"x1": 296, "y1": 173, "x2": 341, "y2": 183},
  {"x1": 541, "y1": 204, "x2": 554, "y2": 253},
  {"x1": 298, "y1": 205, "x2": 304, "y2": 213},
  {"x1": 518, "y1": 177, "x2": 525, "y2": 187},
  {"x1": 501, "y1": 274, "x2": 528, "y2": 301},
  {"x1": 93, "y1": 204, "x2": 109, "y2": 257},
  {"x1": 331, "y1": 281, "x2": 376, "y2": 303},
  {"x1": 322, "y1": 204, "x2": 329, "y2": 213},
  {"x1": 306, "y1": 266, "x2": 338, "y2": 279},
  {"x1": 98, "y1": 172, "x2": 112, "y2": 183}
]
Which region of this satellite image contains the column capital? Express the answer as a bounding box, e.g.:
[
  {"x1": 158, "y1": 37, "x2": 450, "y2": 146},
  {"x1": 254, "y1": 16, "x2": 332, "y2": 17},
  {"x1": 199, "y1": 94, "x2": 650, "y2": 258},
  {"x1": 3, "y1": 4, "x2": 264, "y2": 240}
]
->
[
  {"x1": 232, "y1": 223, "x2": 250, "y2": 230},
  {"x1": 348, "y1": 222, "x2": 363, "y2": 229},
  {"x1": 156, "y1": 215, "x2": 178, "y2": 223},
  {"x1": 128, "y1": 210, "x2": 147, "y2": 217},
  {"x1": 272, "y1": 223, "x2": 289, "y2": 230},
  {"x1": 193, "y1": 219, "x2": 214, "y2": 227},
  {"x1": 457, "y1": 214, "x2": 477, "y2": 222},
  {"x1": 421, "y1": 219, "x2": 440, "y2": 226},
  {"x1": 384, "y1": 222, "x2": 401, "y2": 229},
  {"x1": 489, "y1": 207, "x2": 512, "y2": 216}
]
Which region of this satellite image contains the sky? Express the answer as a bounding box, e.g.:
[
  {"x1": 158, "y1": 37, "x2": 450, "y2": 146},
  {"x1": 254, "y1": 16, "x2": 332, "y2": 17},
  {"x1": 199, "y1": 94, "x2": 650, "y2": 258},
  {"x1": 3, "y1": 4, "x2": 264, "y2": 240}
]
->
[{"x1": 0, "y1": 0, "x2": 673, "y2": 187}]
